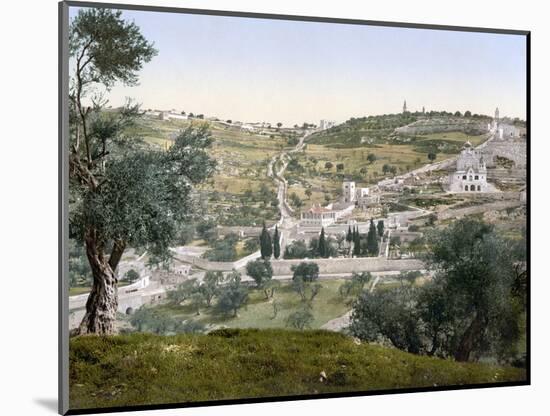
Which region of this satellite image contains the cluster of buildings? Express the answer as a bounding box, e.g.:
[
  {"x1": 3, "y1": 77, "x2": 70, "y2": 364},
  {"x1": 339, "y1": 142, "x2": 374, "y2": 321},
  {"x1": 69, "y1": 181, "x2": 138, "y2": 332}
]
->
[
  {"x1": 300, "y1": 181, "x2": 381, "y2": 227},
  {"x1": 300, "y1": 202, "x2": 355, "y2": 227},
  {"x1": 145, "y1": 109, "x2": 189, "y2": 121},
  {"x1": 342, "y1": 181, "x2": 380, "y2": 208},
  {"x1": 488, "y1": 107, "x2": 522, "y2": 140},
  {"x1": 319, "y1": 119, "x2": 336, "y2": 130}
]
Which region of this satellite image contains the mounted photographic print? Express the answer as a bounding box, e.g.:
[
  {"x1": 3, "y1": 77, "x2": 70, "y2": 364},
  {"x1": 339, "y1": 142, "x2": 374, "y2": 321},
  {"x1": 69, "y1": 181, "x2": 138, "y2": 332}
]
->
[{"x1": 59, "y1": 1, "x2": 530, "y2": 414}]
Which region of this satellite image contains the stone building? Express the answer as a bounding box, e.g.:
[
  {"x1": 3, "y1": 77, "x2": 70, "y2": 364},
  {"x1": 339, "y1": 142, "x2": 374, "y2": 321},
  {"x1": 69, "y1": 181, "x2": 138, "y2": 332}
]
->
[
  {"x1": 300, "y1": 203, "x2": 354, "y2": 227},
  {"x1": 357, "y1": 193, "x2": 381, "y2": 209},
  {"x1": 498, "y1": 124, "x2": 521, "y2": 140},
  {"x1": 157, "y1": 264, "x2": 191, "y2": 286},
  {"x1": 448, "y1": 141, "x2": 489, "y2": 192},
  {"x1": 487, "y1": 107, "x2": 522, "y2": 140},
  {"x1": 343, "y1": 181, "x2": 380, "y2": 208},
  {"x1": 159, "y1": 110, "x2": 188, "y2": 121},
  {"x1": 319, "y1": 119, "x2": 335, "y2": 130},
  {"x1": 342, "y1": 181, "x2": 357, "y2": 203}
]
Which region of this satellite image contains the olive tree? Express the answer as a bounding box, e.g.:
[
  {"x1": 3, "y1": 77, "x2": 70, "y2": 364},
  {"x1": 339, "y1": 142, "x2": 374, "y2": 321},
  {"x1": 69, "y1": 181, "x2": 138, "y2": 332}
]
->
[
  {"x1": 216, "y1": 271, "x2": 249, "y2": 317},
  {"x1": 246, "y1": 259, "x2": 273, "y2": 298},
  {"x1": 350, "y1": 219, "x2": 527, "y2": 363},
  {"x1": 69, "y1": 9, "x2": 215, "y2": 334}
]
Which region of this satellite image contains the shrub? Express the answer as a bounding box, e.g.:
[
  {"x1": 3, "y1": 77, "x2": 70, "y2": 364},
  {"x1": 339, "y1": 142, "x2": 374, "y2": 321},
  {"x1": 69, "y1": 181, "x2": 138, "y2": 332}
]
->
[{"x1": 285, "y1": 307, "x2": 314, "y2": 330}]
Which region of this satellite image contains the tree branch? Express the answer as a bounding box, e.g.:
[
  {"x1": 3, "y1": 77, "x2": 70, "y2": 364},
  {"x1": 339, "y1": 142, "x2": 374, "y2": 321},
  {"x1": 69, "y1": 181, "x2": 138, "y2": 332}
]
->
[{"x1": 108, "y1": 239, "x2": 127, "y2": 272}]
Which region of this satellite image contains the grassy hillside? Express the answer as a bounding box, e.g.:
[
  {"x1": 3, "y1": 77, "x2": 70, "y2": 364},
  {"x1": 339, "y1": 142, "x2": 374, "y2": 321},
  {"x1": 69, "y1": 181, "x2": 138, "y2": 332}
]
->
[
  {"x1": 310, "y1": 113, "x2": 416, "y2": 147},
  {"x1": 127, "y1": 116, "x2": 291, "y2": 225},
  {"x1": 286, "y1": 114, "x2": 490, "y2": 203},
  {"x1": 309, "y1": 114, "x2": 488, "y2": 148},
  {"x1": 69, "y1": 329, "x2": 526, "y2": 410}
]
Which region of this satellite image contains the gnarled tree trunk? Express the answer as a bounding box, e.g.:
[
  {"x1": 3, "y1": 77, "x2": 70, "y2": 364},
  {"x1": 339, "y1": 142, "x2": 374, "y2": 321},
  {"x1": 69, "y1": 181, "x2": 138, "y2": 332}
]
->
[
  {"x1": 76, "y1": 231, "x2": 125, "y2": 335},
  {"x1": 454, "y1": 312, "x2": 486, "y2": 362}
]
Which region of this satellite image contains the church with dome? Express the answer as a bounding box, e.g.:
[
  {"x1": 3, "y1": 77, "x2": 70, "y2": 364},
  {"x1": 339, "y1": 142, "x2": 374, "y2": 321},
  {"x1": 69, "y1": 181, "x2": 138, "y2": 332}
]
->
[{"x1": 447, "y1": 141, "x2": 490, "y2": 193}]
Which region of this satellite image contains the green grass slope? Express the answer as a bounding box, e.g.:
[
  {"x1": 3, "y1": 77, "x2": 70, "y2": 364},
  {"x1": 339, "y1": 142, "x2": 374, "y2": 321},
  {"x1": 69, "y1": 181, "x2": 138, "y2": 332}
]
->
[
  {"x1": 69, "y1": 329, "x2": 525, "y2": 410},
  {"x1": 147, "y1": 279, "x2": 350, "y2": 331}
]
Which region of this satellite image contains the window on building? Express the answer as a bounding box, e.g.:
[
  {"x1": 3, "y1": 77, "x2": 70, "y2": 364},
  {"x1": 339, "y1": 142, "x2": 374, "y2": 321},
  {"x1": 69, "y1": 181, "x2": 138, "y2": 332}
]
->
[
  {"x1": 477, "y1": 185, "x2": 481, "y2": 191},
  {"x1": 475, "y1": 175, "x2": 479, "y2": 180},
  {"x1": 470, "y1": 185, "x2": 475, "y2": 191},
  {"x1": 465, "y1": 186, "x2": 468, "y2": 191},
  {"x1": 462, "y1": 175, "x2": 467, "y2": 180},
  {"x1": 469, "y1": 176, "x2": 473, "y2": 181}
]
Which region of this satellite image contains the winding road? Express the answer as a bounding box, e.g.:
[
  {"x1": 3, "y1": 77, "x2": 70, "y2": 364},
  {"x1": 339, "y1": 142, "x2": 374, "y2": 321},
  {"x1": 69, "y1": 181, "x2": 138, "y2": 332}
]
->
[
  {"x1": 268, "y1": 129, "x2": 312, "y2": 223},
  {"x1": 266, "y1": 129, "x2": 315, "y2": 253}
]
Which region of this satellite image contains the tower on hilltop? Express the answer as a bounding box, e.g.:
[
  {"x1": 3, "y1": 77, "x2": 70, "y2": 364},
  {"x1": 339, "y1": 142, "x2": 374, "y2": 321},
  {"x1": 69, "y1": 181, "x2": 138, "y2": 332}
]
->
[{"x1": 403, "y1": 100, "x2": 407, "y2": 113}]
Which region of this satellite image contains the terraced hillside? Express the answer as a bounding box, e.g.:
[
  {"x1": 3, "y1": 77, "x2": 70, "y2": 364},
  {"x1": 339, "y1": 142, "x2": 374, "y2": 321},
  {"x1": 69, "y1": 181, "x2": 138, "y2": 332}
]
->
[
  {"x1": 128, "y1": 116, "x2": 299, "y2": 225},
  {"x1": 286, "y1": 114, "x2": 491, "y2": 202}
]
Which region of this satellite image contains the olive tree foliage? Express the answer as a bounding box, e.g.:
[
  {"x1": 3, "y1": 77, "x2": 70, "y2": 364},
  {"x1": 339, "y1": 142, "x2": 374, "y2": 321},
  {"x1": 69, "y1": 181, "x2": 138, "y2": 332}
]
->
[
  {"x1": 246, "y1": 259, "x2": 275, "y2": 299},
  {"x1": 351, "y1": 286, "x2": 424, "y2": 354},
  {"x1": 68, "y1": 9, "x2": 216, "y2": 335},
  {"x1": 167, "y1": 279, "x2": 200, "y2": 306},
  {"x1": 350, "y1": 219, "x2": 527, "y2": 364},
  {"x1": 215, "y1": 271, "x2": 249, "y2": 317},
  {"x1": 200, "y1": 271, "x2": 224, "y2": 307},
  {"x1": 339, "y1": 272, "x2": 372, "y2": 301},
  {"x1": 130, "y1": 307, "x2": 204, "y2": 335},
  {"x1": 424, "y1": 219, "x2": 526, "y2": 362},
  {"x1": 291, "y1": 262, "x2": 322, "y2": 303},
  {"x1": 286, "y1": 307, "x2": 314, "y2": 330}
]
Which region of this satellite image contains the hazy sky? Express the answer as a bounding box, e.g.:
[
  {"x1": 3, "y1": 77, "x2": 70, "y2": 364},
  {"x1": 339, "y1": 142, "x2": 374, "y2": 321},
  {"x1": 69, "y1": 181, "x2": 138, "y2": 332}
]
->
[{"x1": 70, "y1": 7, "x2": 527, "y2": 126}]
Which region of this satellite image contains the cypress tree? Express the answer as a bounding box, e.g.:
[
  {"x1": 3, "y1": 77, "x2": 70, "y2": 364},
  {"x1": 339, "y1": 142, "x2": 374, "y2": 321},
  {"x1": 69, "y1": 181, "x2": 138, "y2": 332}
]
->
[
  {"x1": 377, "y1": 220, "x2": 385, "y2": 238},
  {"x1": 273, "y1": 226, "x2": 281, "y2": 259},
  {"x1": 353, "y1": 227, "x2": 361, "y2": 257},
  {"x1": 346, "y1": 225, "x2": 353, "y2": 243},
  {"x1": 265, "y1": 228, "x2": 273, "y2": 259},
  {"x1": 367, "y1": 219, "x2": 379, "y2": 256},
  {"x1": 319, "y1": 227, "x2": 327, "y2": 258},
  {"x1": 260, "y1": 223, "x2": 273, "y2": 259}
]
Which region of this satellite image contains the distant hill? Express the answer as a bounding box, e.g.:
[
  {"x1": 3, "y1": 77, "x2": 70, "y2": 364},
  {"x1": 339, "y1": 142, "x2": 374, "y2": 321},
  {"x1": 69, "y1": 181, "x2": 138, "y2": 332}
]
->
[
  {"x1": 69, "y1": 328, "x2": 525, "y2": 409},
  {"x1": 309, "y1": 113, "x2": 491, "y2": 148},
  {"x1": 394, "y1": 116, "x2": 489, "y2": 136}
]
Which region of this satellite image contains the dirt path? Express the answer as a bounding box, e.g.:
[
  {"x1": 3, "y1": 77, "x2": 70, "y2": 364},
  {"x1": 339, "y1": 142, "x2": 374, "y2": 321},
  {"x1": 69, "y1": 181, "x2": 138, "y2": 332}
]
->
[
  {"x1": 321, "y1": 310, "x2": 352, "y2": 331},
  {"x1": 320, "y1": 275, "x2": 382, "y2": 332}
]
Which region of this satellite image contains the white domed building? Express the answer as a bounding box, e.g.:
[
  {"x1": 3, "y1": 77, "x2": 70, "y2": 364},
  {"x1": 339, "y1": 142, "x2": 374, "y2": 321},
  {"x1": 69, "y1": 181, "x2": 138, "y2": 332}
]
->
[{"x1": 448, "y1": 141, "x2": 490, "y2": 193}]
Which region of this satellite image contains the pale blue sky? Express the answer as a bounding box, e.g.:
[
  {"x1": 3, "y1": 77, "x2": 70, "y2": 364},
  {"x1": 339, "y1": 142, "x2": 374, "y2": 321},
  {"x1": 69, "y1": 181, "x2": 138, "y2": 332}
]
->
[{"x1": 70, "y1": 7, "x2": 527, "y2": 125}]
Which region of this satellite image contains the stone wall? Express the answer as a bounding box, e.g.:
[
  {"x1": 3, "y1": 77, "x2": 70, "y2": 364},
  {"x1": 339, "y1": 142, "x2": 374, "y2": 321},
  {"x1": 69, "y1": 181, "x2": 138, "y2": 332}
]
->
[
  {"x1": 487, "y1": 168, "x2": 526, "y2": 181},
  {"x1": 395, "y1": 119, "x2": 487, "y2": 136},
  {"x1": 174, "y1": 249, "x2": 262, "y2": 271},
  {"x1": 174, "y1": 253, "x2": 237, "y2": 271},
  {"x1": 68, "y1": 275, "x2": 152, "y2": 309},
  {"x1": 269, "y1": 258, "x2": 425, "y2": 276},
  {"x1": 437, "y1": 200, "x2": 522, "y2": 221},
  {"x1": 217, "y1": 226, "x2": 263, "y2": 237},
  {"x1": 482, "y1": 141, "x2": 527, "y2": 168}
]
